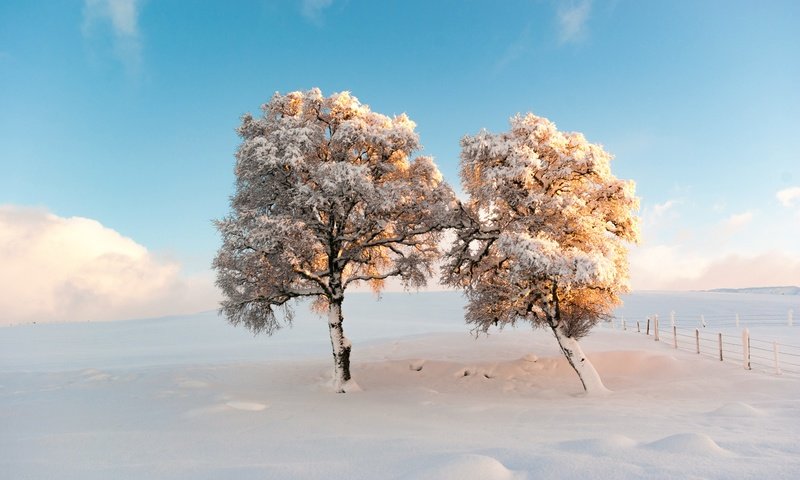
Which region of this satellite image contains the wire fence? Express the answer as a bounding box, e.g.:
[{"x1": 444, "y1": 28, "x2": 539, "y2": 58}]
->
[{"x1": 606, "y1": 310, "x2": 800, "y2": 376}]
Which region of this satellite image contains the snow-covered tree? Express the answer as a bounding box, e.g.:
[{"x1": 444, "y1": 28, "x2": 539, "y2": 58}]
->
[
  {"x1": 214, "y1": 89, "x2": 456, "y2": 393},
  {"x1": 443, "y1": 113, "x2": 640, "y2": 393}
]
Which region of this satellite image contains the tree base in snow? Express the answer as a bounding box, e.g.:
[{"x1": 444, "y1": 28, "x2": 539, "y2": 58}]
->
[{"x1": 333, "y1": 378, "x2": 362, "y2": 393}]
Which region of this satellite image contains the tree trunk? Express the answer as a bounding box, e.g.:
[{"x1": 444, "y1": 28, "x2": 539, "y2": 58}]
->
[
  {"x1": 550, "y1": 323, "x2": 610, "y2": 395},
  {"x1": 327, "y1": 298, "x2": 357, "y2": 393}
]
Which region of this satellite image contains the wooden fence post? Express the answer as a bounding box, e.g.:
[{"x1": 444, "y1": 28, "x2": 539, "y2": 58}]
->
[
  {"x1": 637, "y1": 320, "x2": 640, "y2": 333},
  {"x1": 718, "y1": 333, "x2": 723, "y2": 361},
  {"x1": 695, "y1": 328, "x2": 700, "y2": 354},
  {"x1": 654, "y1": 315, "x2": 660, "y2": 342},
  {"x1": 646, "y1": 318, "x2": 650, "y2": 336},
  {"x1": 742, "y1": 329, "x2": 751, "y2": 370},
  {"x1": 673, "y1": 326, "x2": 678, "y2": 349}
]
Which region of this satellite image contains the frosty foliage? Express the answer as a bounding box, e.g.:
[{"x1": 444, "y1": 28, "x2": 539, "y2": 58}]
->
[
  {"x1": 214, "y1": 89, "x2": 456, "y2": 391},
  {"x1": 444, "y1": 113, "x2": 640, "y2": 340}
]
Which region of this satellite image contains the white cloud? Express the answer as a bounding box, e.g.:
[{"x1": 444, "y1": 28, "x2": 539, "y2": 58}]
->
[
  {"x1": 82, "y1": 0, "x2": 142, "y2": 73},
  {"x1": 722, "y1": 211, "x2": 753, "y2": 230},
  {"x1": 0, "y1": 205, "x2": 219, "y2": 325},
  {"x1": 776, "y1": 187, "x2": 800, "y2": 208},
  {"x1": 642, "y1": 199, "x2": 681, "y2": 229},
  {"x1": 301, "y1": 0, "x2": 333, "y2": 24},
  {"x1": 652, "y1": 200, "x2": 677, "y2": 217},
  {"x1": 557, "y1": 0, "x2": 592, "y2": 44}
]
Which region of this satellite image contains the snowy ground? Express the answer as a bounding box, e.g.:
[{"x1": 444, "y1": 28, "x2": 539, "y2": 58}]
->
[{"x1": 2, "y1": 291, "x2": 799, "y2": 479}]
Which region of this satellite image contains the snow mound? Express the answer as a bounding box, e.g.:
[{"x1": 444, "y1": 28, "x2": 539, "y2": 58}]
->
[
  {"x1": 710, "y1": 402, "x2": 765, "y2": 417},
  {"x1": 560, "y1": 434, "x2": 638, "y2": 454},
  {"x1": 645, "y1": 433, "x2": 730, "y2": 456},
  {"x1": 409, "y1": 359, "x2": 426, "y2": 371},
  {"x1": 453, "y1": 366, "x2": 496, "y2": 379},
  {"x1": 408, "y1": 454, "x2": 525, "y2": 480},
  {"x1": 590, "y1": 351, "x2": 685, "y2": 378}
]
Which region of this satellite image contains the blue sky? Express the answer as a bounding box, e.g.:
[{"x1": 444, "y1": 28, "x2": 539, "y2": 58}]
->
[{"x1": 1, "y1": 0, "x2": 799, "y2": 322}]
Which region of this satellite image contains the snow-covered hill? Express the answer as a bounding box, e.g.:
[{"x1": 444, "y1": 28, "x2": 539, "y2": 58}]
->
[{"x1": 708, "y1": 286, "x2": 800, "y2": 295}]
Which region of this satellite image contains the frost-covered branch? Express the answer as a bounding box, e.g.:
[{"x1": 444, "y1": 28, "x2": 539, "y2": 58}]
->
[
  {"x1": 343, "y1": 269, "x2": 403, "y2": 288},
  {"x1": 291, "y1": 266, "x2": 333, "y2": 296}
]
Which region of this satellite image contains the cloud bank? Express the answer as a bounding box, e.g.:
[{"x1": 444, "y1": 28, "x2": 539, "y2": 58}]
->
[
  {"x1": 629, "y1": 196, "x2": 799, "y2": 291},
  {"x1": 630, "y1": 247, "x2": 800, "y2": 291},
  {"x1": 0, "y1": 205, "x2": 218, "y2": 325}
]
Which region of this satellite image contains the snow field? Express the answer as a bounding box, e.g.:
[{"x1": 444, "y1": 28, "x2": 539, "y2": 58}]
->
[{"x1": 1, "y1": 291, "x2": 799, "y2": 479}]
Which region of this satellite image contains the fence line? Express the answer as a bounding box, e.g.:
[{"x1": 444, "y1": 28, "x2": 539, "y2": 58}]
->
[{"x1": 607, "y1": 309, "x2": 800, "y2": 376}]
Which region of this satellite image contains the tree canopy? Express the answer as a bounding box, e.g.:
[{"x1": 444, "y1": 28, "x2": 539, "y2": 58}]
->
[
  {"x1": 214, "y1": 88, "x2": 456, "y2": 392},
  {"x1": 443, "y1": 113, "x2": 640, "y2": 392}
]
